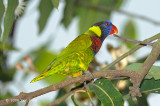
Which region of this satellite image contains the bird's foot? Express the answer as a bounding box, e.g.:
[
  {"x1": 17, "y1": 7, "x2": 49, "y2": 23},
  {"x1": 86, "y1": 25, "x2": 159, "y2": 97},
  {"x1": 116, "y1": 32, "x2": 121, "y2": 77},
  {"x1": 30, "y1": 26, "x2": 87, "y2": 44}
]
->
[{"x1": 88, "y1": 71, "x2": 95, "y2": 82}]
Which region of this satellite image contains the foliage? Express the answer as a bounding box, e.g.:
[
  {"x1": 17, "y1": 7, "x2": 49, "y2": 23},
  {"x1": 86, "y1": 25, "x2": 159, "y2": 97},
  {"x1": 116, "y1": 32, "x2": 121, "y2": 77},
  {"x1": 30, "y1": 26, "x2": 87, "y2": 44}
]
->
[
  {"x1": 71, "y1": 95, "x2": 86, "y2": 106},
  {"x1": 122, "y1": 20, "x2": 137, "y2": 48},
  {"x1": 62, "y1": 0, "x2": 123, "y2": 34},
  {"x1": 2, "y1": 0, "x2": 18, "y2": 45},
  {"x1": 89, "y1": 79, "x2": 123, "y2": 106},
  {"x1": 127, "y1": 94, "x2": 149, "y2": 106},
  {"x1": 54, "y1": 88, "x2": 68, "y2": 106},
  {"x1": 141, "y1": 78, "x2": 160, "y2": 93},
  {"x1": 0, "y1": 0, "x2": 160, "y2": 106},
  {"x1": 0, "y1": 0, "x2": 5, "y2": 38},
  {"x1": 125, "y1": 63, "x2": 160, "y2": 80},
  {"x1": 52, "y1": 0, "x2": 60, "y2": 9},
  {"x1": 38, "y1": 0, "x2": 54, "y2": 34}
]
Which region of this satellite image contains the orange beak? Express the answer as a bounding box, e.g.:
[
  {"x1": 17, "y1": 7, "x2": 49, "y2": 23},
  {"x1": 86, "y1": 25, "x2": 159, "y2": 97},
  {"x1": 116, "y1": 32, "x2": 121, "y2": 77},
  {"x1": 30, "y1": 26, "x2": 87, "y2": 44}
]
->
[{"x1": 110, "y1": 25, "x2": 118, "y2": 35}]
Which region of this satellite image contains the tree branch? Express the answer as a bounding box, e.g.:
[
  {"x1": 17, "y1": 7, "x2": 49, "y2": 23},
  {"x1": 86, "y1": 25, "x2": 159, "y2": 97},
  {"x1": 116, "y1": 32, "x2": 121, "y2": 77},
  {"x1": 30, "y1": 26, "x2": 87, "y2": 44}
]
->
[
  {"x1": 104, "y1": 33, "x2": 160, "y2": 70},
  {"x1": 48, "y1": 77, "x2": 127, "y2": 105},
  {"x1": 1, "y1": 34, "x2": 160, "y2": 105},
  {"x1": 76, "y1": 0, "x2": 160, "y2": 25},
  {"x1": 139, "y1": 38, "x2": 160, "y2": 77},
  {"x1": 129, "y1": 38, "x2": 160, "y2": 100},
  {"x1": 0, "y1": 70, "x2": 139, "y2": 105},
  {"x1": 113, "y1": 34, "x2": 153, "y2": 46}
]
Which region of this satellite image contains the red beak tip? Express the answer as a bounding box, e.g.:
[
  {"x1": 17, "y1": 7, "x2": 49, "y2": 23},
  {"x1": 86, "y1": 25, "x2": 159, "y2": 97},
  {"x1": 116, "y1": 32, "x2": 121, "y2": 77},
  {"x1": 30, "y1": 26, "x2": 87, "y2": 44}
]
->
[{"x1": 110, "y1": 25, "x2": 118, "y2": 35}]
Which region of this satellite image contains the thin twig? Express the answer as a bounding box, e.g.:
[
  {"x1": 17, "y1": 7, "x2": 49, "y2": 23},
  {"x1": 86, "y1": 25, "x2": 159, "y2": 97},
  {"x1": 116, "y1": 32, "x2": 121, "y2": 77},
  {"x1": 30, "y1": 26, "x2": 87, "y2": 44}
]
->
[
  {"x1": 113, "y1": 34, "x2": 153, "y2": 46},
  {"x1": 104, "y1": 33, "x2": 160, "y2": 70},
  {"x1": 76, "y1": 0, "x2": 160, "y2": 25},
  {"x1": 86, "y1": 90, "x2": 94, "y2": 106}
]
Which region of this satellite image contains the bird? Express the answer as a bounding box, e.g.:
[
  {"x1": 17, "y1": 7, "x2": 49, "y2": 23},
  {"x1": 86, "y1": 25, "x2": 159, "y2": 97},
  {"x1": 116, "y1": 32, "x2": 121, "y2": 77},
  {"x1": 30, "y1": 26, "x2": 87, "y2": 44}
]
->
[{"x1": 31, "y1": 20, "x2": 118, "y2": 83}]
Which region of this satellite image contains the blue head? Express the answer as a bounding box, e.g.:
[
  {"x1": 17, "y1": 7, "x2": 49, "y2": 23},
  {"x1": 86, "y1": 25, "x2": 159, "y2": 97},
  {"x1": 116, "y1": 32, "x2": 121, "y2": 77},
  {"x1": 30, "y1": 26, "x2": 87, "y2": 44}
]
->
[{"x1": 93, "y1": 20, "x2": 118, "y2": 41}]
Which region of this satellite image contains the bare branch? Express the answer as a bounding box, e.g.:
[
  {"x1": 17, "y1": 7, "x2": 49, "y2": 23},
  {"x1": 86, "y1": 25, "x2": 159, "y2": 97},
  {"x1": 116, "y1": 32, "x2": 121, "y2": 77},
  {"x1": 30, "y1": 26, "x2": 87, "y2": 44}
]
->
[
  {"x1": 104, "y1": 33, "x2": 160, "y2": 70},
  {"x1": 0, "y1": 70, "x2": 139, "y2": 105},
  {"x1": 48, "y1": 76, "x2": 127, "y2": 105},
  {"x1": 138, "y1": 38, "x2": 160, "y2": 77},
  {"x1": 1, "y1": 34, "x2": 160, "y2": 105},
  {"x1": 113, "y1": 34, "x2": 153, "y2": 46},
  {"x1": 129, "y1": 38, "x2": 160, "y2": 100}
]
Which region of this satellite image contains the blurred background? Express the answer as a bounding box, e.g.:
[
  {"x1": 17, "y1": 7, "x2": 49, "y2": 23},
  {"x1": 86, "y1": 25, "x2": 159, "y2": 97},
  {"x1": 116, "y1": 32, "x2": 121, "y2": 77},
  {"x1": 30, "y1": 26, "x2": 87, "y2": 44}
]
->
[{"x1": 1, "y1": 0, "x2": 160, "y2": 105}]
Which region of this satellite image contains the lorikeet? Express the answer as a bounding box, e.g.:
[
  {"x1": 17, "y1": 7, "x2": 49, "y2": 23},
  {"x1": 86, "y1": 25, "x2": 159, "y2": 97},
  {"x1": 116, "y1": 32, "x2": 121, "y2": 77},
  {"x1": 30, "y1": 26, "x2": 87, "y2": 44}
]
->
[{"x1": 31, "y1": 20, "x2": 118, "y2": 83}]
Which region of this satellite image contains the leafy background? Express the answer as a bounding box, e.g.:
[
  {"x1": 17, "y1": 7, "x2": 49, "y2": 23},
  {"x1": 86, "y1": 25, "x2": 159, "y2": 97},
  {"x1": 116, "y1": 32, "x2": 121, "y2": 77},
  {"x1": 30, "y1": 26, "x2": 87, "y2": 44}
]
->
[{"x1": 0, "y1": 0, "x2": 160, "y2": 106}]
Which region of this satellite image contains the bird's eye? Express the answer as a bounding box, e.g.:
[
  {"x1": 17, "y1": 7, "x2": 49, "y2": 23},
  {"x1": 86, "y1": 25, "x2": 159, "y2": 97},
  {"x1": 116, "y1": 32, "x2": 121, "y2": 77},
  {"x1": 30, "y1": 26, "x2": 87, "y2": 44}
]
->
[{"x1": 105, "y1": 22, "x2": 109, "y2": 26}]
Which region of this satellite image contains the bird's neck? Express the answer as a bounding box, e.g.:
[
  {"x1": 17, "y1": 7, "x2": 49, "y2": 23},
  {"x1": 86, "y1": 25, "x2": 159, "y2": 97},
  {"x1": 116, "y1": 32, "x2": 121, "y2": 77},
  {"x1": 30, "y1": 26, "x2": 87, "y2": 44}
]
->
[
  {"x1": 90, "y1": 36, "x2": 102, "y2": 54},
  {"x1": 85, "y1": 26, "x2": 108, "y2": 54},
  {"x1": 85, "y1": 26, "x2": 101, "y2": 37},
  {"x1": 85, "y1": 26, "x2": 107, "y2": 42}
]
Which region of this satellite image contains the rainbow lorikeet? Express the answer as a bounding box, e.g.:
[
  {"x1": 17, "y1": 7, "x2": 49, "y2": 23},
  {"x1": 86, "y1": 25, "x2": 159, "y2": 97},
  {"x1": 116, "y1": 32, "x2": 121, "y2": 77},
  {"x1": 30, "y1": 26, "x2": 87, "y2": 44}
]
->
[{"x1": 31, "y1": 20, "x2": 118, "y2": 83}]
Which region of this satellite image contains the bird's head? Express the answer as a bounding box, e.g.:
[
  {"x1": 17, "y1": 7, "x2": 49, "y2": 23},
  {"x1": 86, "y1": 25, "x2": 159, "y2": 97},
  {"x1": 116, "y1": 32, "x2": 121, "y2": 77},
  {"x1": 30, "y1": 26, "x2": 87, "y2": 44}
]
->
[{"x1": 86, "y1": 20, "x2": 118, "y2": 41}]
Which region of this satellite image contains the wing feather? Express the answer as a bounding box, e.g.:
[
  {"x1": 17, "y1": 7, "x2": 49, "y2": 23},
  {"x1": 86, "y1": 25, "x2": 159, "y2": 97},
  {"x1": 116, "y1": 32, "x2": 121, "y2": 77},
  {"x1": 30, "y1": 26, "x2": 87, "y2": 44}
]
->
[
  {"x1": 31, "y1": 34, "x2": 93, "y2": 83},
  {"x1": 58, "y1": 34, "x2": 92, "y2": 57}
]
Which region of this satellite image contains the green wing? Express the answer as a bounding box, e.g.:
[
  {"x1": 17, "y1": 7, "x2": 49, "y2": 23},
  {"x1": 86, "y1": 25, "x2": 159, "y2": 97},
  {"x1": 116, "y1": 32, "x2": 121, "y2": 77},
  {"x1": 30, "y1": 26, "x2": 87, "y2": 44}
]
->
[
  {"x1": 58, "y1": 34, "x2": 92, "y2": 57},
  {"x1": 31, "y1": 34, "x2": 93, "y2": 83},
  {"x1": 48, "y1": 34, "x2": 93, "y2": 67}
]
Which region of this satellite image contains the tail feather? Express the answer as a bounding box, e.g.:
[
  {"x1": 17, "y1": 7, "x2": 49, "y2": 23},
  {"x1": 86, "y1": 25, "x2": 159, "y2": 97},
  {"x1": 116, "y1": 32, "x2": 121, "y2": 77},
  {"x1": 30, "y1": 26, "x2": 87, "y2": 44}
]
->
[{"x1": 30, "y1": 71, "x2": 50, "y2": 83}]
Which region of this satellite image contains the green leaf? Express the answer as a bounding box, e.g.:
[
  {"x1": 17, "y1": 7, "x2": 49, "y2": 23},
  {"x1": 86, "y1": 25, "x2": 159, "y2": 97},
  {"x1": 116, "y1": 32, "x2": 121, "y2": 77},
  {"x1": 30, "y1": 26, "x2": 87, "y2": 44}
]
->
[
  {"x1": 122, "y1": 20, "x2": 137, "y2": 48},
  {"x1": 61, "y1": 0, "x2": 75, "y2": 28},
  {"x1": 77, "y1": 0, "x2": 123, "y2": 34},
  {"x1": 71, "y1": 95, "x2": 86, "y2": 106},
  {"x1": 125, "y1": 63, "x2": 160, "y2": 80},
  {"x1": 40, "y1": 101, "x2": 51, "y2": 106},
  {"x1": 141, "y1": 78, "x2": 160, "y2": 93},
  {"x1": 89, "y1": 79, "x2": 123, "y2": 106},
  {"x1": 38, "y1": 0, "x2": 53, "y2": 34},
  {"x1": 0, "y1": 42, "x2": 18, "y2": 51},
  {"x1": 115, "y1": 0, "x2": 124, "y2": 9},
  {"x1": 78, "y1": 0, "x2": 109, "y2": 34},
  {"x1": 0, "y1": 0, "x2": 5, "y2": 38},
  {"x1": 2, "y1": 0, "x2": 18, "y2": 45},
  {"x1": 52, "y1": 0, "x2": 60, "y2": 9},
  {"x1": 127, "y1": 94, "x2": 148, "y2": 106},
  {"x1": 0, "y1": 68, "x2": 16, "y2": 82},
  {"x1": 54, "y1": 89, "x2": 67, "y2": 106},
  {"x1": 61, "y1": 0, "x2": 123, "y2": 33}
]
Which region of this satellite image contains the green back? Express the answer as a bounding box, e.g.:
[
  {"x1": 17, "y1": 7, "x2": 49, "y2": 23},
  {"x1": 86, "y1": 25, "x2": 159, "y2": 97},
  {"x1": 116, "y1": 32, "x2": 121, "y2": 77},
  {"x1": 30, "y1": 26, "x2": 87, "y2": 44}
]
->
[
  {"x1": 44, "y1": 34, "x2": 93, "y2": 72},
  {"x1": 58, "y1": 34, "x2": 92, "y2": 57}
]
